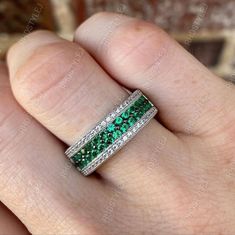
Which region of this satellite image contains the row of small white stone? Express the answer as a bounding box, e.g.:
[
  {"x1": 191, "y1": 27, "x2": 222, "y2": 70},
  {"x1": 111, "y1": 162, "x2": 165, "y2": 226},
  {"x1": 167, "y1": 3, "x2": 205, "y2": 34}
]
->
[
  {"x1": 81, "y1": 106, "x2": 158, "y2": 176},
  {"x1": 65, "y1": 90, "x2": 142, "y2": 158}
]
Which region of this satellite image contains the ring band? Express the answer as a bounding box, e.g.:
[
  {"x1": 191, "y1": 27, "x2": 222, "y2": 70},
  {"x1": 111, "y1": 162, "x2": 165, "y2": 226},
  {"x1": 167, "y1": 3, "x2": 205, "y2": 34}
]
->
[{"x1": 65, "y1": 90, "x2": 157, "y2": 176}]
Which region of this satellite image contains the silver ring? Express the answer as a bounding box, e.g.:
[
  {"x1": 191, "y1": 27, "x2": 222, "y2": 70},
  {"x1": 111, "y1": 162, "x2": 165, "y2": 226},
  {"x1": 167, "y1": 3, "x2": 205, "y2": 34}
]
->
[{"x1": 65, "y1": 90, "x2": 157, "y2": 176}]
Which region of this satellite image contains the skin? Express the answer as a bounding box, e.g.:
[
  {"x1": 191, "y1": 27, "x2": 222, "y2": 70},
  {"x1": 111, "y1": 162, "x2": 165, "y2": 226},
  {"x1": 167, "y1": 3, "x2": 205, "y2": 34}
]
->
[{"x1": 0, "y1": 12, "x2": 235, "y2": 235}]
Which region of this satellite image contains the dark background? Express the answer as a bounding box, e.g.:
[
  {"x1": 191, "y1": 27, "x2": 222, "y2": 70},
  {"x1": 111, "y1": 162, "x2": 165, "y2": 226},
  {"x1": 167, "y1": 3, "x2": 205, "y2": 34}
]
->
[{"x1": 0, "y1": 0, "x2": 235, "y2": 81}]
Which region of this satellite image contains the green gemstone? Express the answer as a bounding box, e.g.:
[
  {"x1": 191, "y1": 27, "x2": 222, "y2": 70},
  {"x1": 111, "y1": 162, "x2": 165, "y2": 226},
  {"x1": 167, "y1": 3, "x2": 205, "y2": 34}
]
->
[
  {"x1": 73, "y1": 153, "x2": 85, "y2": 169},
  {"x1": 115, "y1": 116, "x2": 123, "y2": 125},
  {"x1": 90, "y1": 139, "x2": 97, "y2": 148},
  {"x1": 121, "y1": 109, "x2": 130, "y2": 119},
  {"x1": 102, "y1": 131, "x2": 109, "y2": 143},
  {"x1": 128, "y1": 117, "x2": 136, "y2": 126},
  {"x1": 107, "y1": 138, "x2": 114, "y2": 144},
  {"x1": 143, "y1": 103, "x2": 151, "y2": 112},
  {"x1": 91, "y1": 141, "x2": 97, "y2": 151},
  {"x1": 134, "y1": 111, "x2": 142, "y2": 119},
  {"x1": 135, "y1": 96, "x2": 145, "y2": 106},
  {"x1": 135, "y1": 105, "x2": 141, "y2": 110},
  {"x1": 107, "y1": 123, "x2": 115, "y2": 132},
  {"x1": 71, "y1": 153, "x2": 81, "y2": 164},
  {"x1": 80, "y1": 157, "x2": 88, "y2": 168},
  {"x1": 91, "y1": 149, "x2": 97, "y2": 158},
  {"x1": 112, "y1": 130, "x2": 122, "y2": 139},
  {"x1": 98, "y1": 143, "x2": 105, "y2": 151},
  {"x1": 70, "y1": 94, "x2": 153, "y2": 171},
  {"x1": 120, "y1": 123, "x2": 129, "y2": 133},
  {"x1": 130, "y1": 105, "x2": 136, "y2": 114}
]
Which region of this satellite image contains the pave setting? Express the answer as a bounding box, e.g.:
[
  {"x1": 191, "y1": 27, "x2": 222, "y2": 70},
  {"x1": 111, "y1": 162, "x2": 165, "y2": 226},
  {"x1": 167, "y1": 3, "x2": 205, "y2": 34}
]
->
[{"x1": 65, "y1": 90, "x2": 157, "y2": 176}]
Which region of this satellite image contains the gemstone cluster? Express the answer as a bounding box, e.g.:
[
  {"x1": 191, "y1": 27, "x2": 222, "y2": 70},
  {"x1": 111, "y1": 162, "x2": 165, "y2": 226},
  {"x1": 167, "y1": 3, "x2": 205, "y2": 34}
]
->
[{"x1": 65, "y1": 90, "x2": 157, "y2": 176}]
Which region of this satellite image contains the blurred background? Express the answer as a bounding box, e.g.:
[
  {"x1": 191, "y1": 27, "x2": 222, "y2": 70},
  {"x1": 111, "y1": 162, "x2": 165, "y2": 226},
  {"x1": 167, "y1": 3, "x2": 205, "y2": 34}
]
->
[{"x1": 0, "y1": 0, "x2": 235, "y2": 81}]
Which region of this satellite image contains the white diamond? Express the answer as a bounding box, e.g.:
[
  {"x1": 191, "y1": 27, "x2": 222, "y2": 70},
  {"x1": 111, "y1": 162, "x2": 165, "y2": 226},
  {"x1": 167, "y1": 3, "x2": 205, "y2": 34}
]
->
[
  {"x1": 119, "y1": 104, "x2": 124, "y2": 110},
  {"x1": 101, "y1": 121, "x2": 106, "y2": 127},
  {"x1": 123, "y1": 136, "x2": 128, "y2": 141},
  {"x1": 116, "y1": 140, "x2": 122, "y2": 146},
  {"x1": 113, "y1": 144, "x2": 118, "y2": 150},
  {"x1": 133, "y1": 127, "x2": 137, "y2": 132},
  {"x1": 95, "y1": 125, "x2": 101, "y2": 132},
  {"x1": 91, "y1": 130, "x2": 96, "y2": 136},
  {"x1": 127, "y1": 131, "x2": 132, "y2": 137},
  {"x1": 106, "y1": 116, "x2": 111, "y2": 122}
]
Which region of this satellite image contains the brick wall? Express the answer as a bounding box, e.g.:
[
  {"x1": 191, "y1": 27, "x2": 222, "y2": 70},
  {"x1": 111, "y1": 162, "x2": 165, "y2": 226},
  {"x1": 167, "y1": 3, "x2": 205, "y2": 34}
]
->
[{"x1": 0, "y1": 0, "x2": 234, "y2": 81}]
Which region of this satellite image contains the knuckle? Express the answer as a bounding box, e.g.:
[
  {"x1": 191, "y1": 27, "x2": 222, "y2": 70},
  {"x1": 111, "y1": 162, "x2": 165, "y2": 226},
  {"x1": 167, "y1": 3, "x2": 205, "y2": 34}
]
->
[
  {"x1": 12, "y1": 41, "x2": 86, "y2": 113},
  {"x1": 7, "y1": 30, "x2": 55, "y2": 61},
  {"x1": 105, "y1": 19, "x2": 170, "y2": 79}
]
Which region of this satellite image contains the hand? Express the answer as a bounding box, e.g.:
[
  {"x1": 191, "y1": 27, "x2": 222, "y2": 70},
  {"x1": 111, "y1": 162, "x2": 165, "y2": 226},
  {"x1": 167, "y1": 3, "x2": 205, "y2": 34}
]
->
[{"x1": 1, "y1": 12, "x2": 235, "y2": 235}]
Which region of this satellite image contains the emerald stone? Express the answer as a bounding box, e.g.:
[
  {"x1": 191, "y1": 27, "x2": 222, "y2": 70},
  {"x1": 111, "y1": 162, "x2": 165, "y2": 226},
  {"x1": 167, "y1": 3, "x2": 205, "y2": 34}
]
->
[
  {"x1": 128, "y1": 117, "x2": 136, "y2": 126},
  {"x1": 130, "y1": 105, "x2": 136, "y2": 114},
  {"x1": 115, "y1": 116, "x2": 123, "y2": 125},
  {"x1": 120, "y1": 123, "x2": 129, "y2": 133},
  {"x1": 134, "y1": 106, "x2": 140, "y2": 112},
  {"x1": 121, "y1": 109, "x2": 130, "y2": 119},
  {"x1": 107, "y1": 123, "x2": 115, "y2": 132},
  {"x1": 97, "y1": 145, "x2": 104, "y2": 153},
  {"x1": 81, "y1": 158, "x2": 88, "y2": 167},
  {"x1": 134, "y1": 111, "x2": 142, "y2": 119},
  {"x1": 107, "y1": 137, "x2": 114, "y2": 144},
  {"x1": 69, "y1": 94, "x2": 154, "y2": 171},
  {"x1": 73, "y1": 153, "x2": 87, "y2": 169},
  {"x1": 91, "y1": 149, "x2": 97, "y2": 158},
  {"x1": 113, "y1": 130, "x2": 122, "y2": 139},
  {"x1": 71, "y1": 152, "x2": 80, "y2": 164},
  {"x1": 134, "y1": 96, "x2": 145, "y2": 106},
  {"x1": 145, "y1": 102, "x2": 152, "y2": 110},
  {"x1": 102, "y1": 132, "x2": 109, "y2": 143},
  {"x1": 139, "y1": 95, "x2": 146, "y2": 103}
]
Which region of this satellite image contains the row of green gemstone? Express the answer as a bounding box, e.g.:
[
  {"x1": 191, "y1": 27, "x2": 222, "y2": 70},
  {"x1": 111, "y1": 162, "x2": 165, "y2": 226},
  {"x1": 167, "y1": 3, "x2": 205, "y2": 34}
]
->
[{"x1": 71, "y1": 95, "x2": 153, "y2": 170}]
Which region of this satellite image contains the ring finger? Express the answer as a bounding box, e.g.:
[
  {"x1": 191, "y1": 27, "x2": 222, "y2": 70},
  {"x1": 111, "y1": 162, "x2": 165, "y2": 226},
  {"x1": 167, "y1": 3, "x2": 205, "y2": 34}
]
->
[{"x1": 7, "y1": 30, "x2": 178, "y2": 189}]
